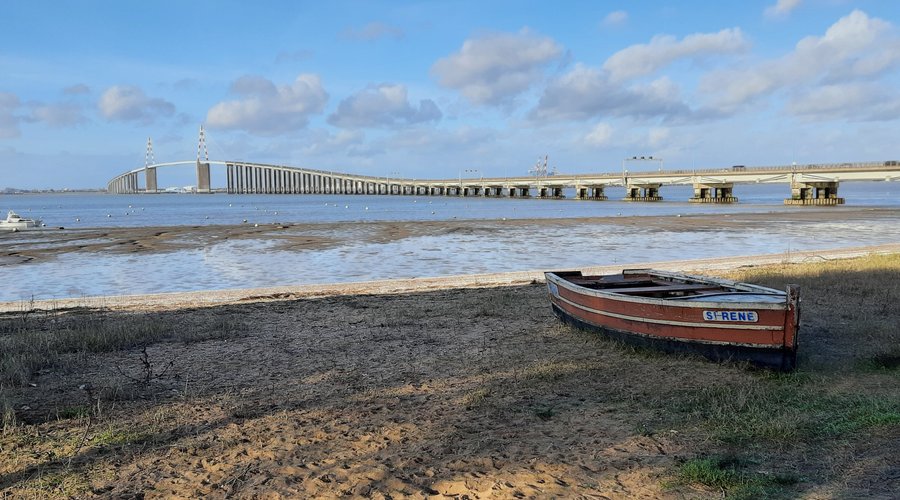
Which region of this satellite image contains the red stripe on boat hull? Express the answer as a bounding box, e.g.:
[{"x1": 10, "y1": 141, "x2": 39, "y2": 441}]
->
[{"x1": 550, "y1": 293, "x2": 785, "y2": 347}]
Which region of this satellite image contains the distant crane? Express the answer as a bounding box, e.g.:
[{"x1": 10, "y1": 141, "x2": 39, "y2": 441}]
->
[{"x1": 529, "y1": 155, "x2": 557, "y2": 178}]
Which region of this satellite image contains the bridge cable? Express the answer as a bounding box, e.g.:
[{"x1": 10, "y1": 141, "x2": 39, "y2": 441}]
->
[
  {"x1": 145, "y1": 136, "x2": 155, "y2": 167},
  {"x1": 197, "y1": 125, "x2": 209, "y2": 162}
]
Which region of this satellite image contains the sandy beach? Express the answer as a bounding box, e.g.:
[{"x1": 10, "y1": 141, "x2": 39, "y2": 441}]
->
[{"x1": 2, "y1": 243, "x2": 899, "y2": 498}]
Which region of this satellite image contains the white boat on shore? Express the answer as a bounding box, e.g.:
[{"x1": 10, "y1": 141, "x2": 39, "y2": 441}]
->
[{"x1": 1, "y1": 210, "x2": 43, "y2": 231}]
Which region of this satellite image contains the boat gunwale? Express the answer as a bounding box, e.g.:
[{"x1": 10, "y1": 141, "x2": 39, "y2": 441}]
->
[{"x1": 545, "y1": 269, "x2": 789, "y2": 310}]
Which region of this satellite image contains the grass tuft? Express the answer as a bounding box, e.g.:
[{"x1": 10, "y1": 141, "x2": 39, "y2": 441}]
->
[
  {"x1": 461, "y1": 387, "x2": 492, "y2": 409},
  {"x1": 0, "y1": 308, "x2": 247, "y2": 386},
  {"x1": 91, "y1": 425, "x2": 151, "y2": 447},
  {"x1": 676, "y1": 376, "x2": 900, "y2": 444},
  {"x1": 56, "y1": 405, "x2": 92, "y2": 420},
  {"x1": 676, "y1": 456, "x2": 800, "y2": 499},
  {"x1": 679, "y1": 457, "x2": 740, "y2": 488},
  {"x1": 533, "y1": 406, "x2": 556, "y2": 420},
  {"x1": 2, "y1": 392, "x2": 18, "y2": 434},
  {"x1": 867, "y1": 352, "x2": 900, "y2": 371}
]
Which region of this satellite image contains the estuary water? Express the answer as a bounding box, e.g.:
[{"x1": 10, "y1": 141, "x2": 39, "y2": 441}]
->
[{"x1": 2, "y1": 181, "x2": 899, "y2": 302}]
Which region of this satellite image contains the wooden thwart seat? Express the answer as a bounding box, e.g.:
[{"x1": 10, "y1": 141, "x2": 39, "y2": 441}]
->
[{"x1": 610, "y1": 283, "x2": 721, "y2": 295}]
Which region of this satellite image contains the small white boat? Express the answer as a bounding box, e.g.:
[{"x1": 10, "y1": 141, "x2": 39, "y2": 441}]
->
[{"x1": 0, "y1": 210, "x2": 43, "y2": 231}]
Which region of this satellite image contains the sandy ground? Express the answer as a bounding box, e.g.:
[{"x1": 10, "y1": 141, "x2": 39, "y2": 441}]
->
[
  {"x1": 1, "y1": 244, "x2": 899, "y2": 498},
  {"x1": 3, "y1": 205, "x2": 900, "y2": 498},
  {"x1": 4, "y1": 285, "x2": 686, "y2": 498}
]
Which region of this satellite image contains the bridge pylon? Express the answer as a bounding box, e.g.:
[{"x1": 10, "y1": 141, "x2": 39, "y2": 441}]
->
[
  {"x1": 196, "y1": 125, "x2": 211, "y2": 193},
  {"x1": 144, "y1": 137, "x2": 158, "y2": 193}
]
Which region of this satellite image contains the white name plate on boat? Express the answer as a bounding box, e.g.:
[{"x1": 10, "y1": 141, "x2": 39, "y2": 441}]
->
[{"x1": 703, "y1": 310, "x2": 758, "y2": 322}]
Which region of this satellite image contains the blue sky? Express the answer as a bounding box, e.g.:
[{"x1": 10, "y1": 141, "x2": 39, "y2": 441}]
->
[{"x1": 3, "y1": 0, "x2": 900, "y2": 189}]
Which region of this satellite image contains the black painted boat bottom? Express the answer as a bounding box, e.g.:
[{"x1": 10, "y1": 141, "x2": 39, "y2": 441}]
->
[{"x1": 551, "y1": 304, "x2": 797, "y2": 371}]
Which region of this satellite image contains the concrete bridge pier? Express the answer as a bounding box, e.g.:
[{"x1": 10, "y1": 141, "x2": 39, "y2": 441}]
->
[
  {"x1": 576, "y1": 185, "x2": 608, "y2": 200},
  {"x1": 537, "y1": 186, "x2": 563, "y2": 198},
  {"x1": 145, "y1": 167, "x2": 158, "y2": 193},
  {"x1": 690, "y1": 182, "x2": 737, "y2": 203},
  {"x1": 785, "y1": 180, "x2": 844, "y2": 205},
  {"x1": 624, "y1": 183, "x2": 662, "y2": 201},
  {"x1": 196, "y1": 161, "x2": 211, "y2": 193},
  {"x1": 115, "y1": 172, "x2": 139, "y2": 194}
]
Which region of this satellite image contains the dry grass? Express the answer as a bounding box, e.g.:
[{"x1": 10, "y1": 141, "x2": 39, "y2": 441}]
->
[
  {"x1": 723, "y1": 253, "x2": 900, "y2": 370},
  {"x1": 0, "y1": 307, "x2": 246, "y2": 387}
]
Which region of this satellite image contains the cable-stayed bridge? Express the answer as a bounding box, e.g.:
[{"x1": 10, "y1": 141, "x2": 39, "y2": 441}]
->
[{"x1": 107, "y1": 130, "x2": 899, "y2": 205}]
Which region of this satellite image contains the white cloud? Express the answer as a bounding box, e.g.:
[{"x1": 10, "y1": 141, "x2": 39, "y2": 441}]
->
[
  {"x1": 531, "y1": 64, "x2": 691, "y2": 122},
  {"x1": 765, "y1": 0, "x2": 802, "y2": 19},
  {"x1": 388, "y1": 126, "x2": 497, "y2": 154},
  {"x1": 648, "y1": 127, "x2": 671, "y2": 148},
  {"x1": 302, "y1": 129, "x2": 380, "y2": 158},
  {"x1": 0, "y1": 93, "x2": 22, "y2": 138},
  {"x1": 275, "y1": 49, "x2": 314, "y2": 64},
  {"x1": 431, "y1": 28, "x2": 564, "y2": 106},
  {"x1": 63, "y1": 84, "x2": 90, "y2": 95},
  {"x1": 1, "y1": 92, "x2": 88, "y2": 135},
  {"x1": 328, "y1": 84, "x2": 441, "y2": 128},
  {"x1": 206, "y1": 74, "x2": 329, "y2": 135},
  {"x1": 98, "y1": 85, "x2": 175, "y2": 124},
  {"x1": 341, "y1": 22, "x2": 404, "y2": 41},
  {"x1": 701, "y1": 10, "x2": 900, "y2": 115},
  {"x1": 602, "y1": 10, "x2": 628, "y2": 26},
  {"x1": 584, "y1": 123, "x2": 613, "y2": 147},
  {"x1": 30, "y1": 103, "x2": 87, "y2": 127},
  {"x1": 603, "y1": 28, "x2": 748, "y2": 83},
  {"x1": 788, "y1": 83, "x2": 900, "y2": 121}
]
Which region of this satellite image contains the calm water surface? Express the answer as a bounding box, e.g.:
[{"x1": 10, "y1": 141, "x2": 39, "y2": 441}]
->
[{"x1": 2, "y1": 182, "x2": 899, "y2": 301}]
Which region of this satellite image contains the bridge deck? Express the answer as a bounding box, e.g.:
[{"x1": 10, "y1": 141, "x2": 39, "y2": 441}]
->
[{"x1": 107, "y1": 160, "x2": 900, "y2": 202}]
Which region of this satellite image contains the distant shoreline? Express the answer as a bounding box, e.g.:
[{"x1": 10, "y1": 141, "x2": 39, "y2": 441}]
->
[{"x1": 1, "y1": 189, "x2": 107, "y2": 194}]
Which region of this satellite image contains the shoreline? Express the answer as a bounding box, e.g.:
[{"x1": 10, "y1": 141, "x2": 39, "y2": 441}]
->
[{"x1": 4, "y1": 242, "x2": 898, "y2": 313}]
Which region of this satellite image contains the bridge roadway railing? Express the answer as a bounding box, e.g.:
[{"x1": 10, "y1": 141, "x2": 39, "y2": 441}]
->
[{"x1": 106, "y1": 160, "x2": 900, "y2": 197}]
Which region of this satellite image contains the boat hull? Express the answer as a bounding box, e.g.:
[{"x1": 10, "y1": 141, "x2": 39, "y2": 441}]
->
[
  {"x1": 546, "y1": 270, "x2": 799, "y2": 371},
  {"x1": 0, "y1": 223, "x2": 40, "y2": 231},
  {"x1": 1, "y1": 211, "x2": 42, "y2": 231},
  {"x1": 550, "y1": 303, "x2": 796, "y2": 370}
]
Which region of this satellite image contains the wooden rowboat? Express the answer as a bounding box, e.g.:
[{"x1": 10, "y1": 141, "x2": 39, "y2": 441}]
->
[{"x1": 545, "y1": 269, "x2": 800, "y2": 371}]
